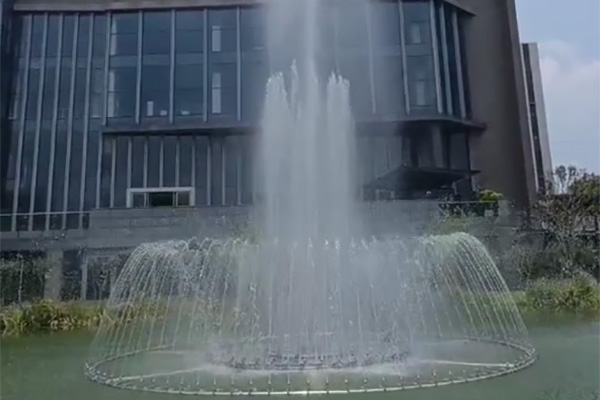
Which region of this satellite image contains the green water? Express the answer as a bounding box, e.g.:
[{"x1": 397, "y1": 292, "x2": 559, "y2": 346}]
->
[{"x1": 1, "y1": 316, "x2": 598, "y2": 400}]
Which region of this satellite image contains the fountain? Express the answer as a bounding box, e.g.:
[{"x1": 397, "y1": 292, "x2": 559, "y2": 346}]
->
[{"x1": 85, "y1": 0, "x2": 536, "y2": 395}]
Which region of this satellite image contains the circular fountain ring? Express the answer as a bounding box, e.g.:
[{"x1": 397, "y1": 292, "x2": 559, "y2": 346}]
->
[
  {"x1": 85, "y1": 338, "x2": 536, "y2": 395},
  {"x1": 86, "y1": 234, "x2": 537, "y2": 396}
]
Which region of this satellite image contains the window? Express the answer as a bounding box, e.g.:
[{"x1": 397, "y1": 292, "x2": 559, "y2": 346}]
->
[
  {"x1": 141, "y1": 65, "x2": 169, "y2": 117},
  {"x1": 175, "y1": 10, "x2": 204, "y2": 54},
  {"x1": 127, "y1": 188, "x2": 194, "y2": 208},
  {"x1": 211, "y1": 72, "x2": 222, "y2": 114},
  {"x1": 175, "y1": 64, "x2": 203, "y2": 116},
  {"x1": 30, "y1": 15, "x2": 45, "y2": 59},
  {"x1": 211, "y1": 25, "x2": 222, "y2": 52},
  {"x1": 403, "y1": 1, "x2": 431, "y2": 47},
  {"x1": 240, "y1": 7, "x2": 266, "y2": 51},
  {"x1": 335, "y1": 1, "x2": 368, "y2": 50},
  {"x1": 407, "y1": 56, "x2": 436, "y2": 108},
  {"x1": 208, "y1": 9, "x2": 236, "y2": 53},
  {"x1": 370, "y1": 2, "x2": 401, "y2": 48},
  {"x1": 107, "y1": 66, "x2": 137, "y2": 118},
  {"x1": 142, "y1": 12, "x2": 170, "y2": 55},
  {"x1": 110, "y1": 13, "x2": 138, "y2": 56},
  {"x1": 175, "y1": 10, "x2": 204, "y2": 117},
  {"x1": 210, "y1": 63, "x2": 236, "y2": 116}
]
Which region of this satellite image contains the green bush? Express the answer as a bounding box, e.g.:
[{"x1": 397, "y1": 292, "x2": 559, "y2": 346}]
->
[
  {"x1": 0, "y1": 300, "x2": 107, "y2": 336},
  {"x1": 517, "y1": 276, "x2": 600, "y2": 313}
]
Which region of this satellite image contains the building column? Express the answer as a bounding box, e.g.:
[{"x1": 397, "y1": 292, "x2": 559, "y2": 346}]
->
[{"x1": 44, "y1": 250, "x2": 64, "y2": 300}]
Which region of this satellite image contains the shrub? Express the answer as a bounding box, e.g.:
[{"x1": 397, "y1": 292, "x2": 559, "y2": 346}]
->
[
  {"x1": 517, "y1": 276, "x2": 600, "y2": 313},
  {"x1": 0, "y1": 300, "x2": 107, "y2": 336}
]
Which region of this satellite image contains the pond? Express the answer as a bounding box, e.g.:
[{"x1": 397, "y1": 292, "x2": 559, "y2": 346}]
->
[{"x1": 1, "y1": 315, "x2": 598, "y2": 400}]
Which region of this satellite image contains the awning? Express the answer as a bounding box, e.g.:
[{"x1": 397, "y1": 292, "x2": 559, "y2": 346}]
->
[{"x1": 365, "y1": 165, "x2": 479, "y2": 192}]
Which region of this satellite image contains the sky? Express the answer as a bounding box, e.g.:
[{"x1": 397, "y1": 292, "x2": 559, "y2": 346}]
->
[{"x1": 516, "y1": 0, "x2": 600, "y2": 173}]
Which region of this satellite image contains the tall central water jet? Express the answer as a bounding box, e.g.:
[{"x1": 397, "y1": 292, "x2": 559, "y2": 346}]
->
[{"x1": 260, "y1": 0, "x2": 357, "y2": 243}]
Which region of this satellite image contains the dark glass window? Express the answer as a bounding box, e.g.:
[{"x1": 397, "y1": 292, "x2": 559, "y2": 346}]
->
[
  {"x1": 163, "y1": 136, "x2": 177, "y2": 187},
  {"x1": 241, "y1": 60, "x2": 267, "y2": 121},
  {"x1": 25, "y1": 68, "x2": 40, "y2": 120},
  {"x1": 407, "y1": 56, "x2": 436, "y2": 108},
  {"x1": 84, "y1": 130, "x2": 100, "y2": 210},
  {"x1": 142, "y1": 12, "x2": 170, "y2": 55},
  {"x1": 131, "y1": 136, "x2": 145, "y2": 188},
  {"x1": 240, "y1": 136, "x2": 253, "y2": 205},
  {"x1": 57, "y1": 64, "x2": 73, "y2": 120},
  {"x1": 403, "y1": 1, "x2": 431, "y2": 46},
  {"x1": 147, "y1": 136, "x2": 161, "y2": 187},
  {"x1": 41, "y1": 66, "x2": 56, "y2": 121},
  {"x1": 73, "y1": 66, "x2": 88, "y2": 119},
  {"x1": 92, "y1": 15, "x2": 107, "y2": 57},
  {"x1": 114, "y1": 137, "x2": 128, "y2": 207},
  {"x1": 336, "y1": 1, "x2": 368, "y2": 50},
  {"x1": 99, "y1": 136, "x2": 113, "y2": 208},
  {"x1": 62, "y1": 15, "x2": 76, "y2": 57},
  {"x1": 141, "y1": 65, "x2": 169, "y2": 118},
  {"x1": 240, "y1": 7, "x2": 265, "y2": 51},
  {"x1": 33, "y1": 126, "x2": 51, "y2": 215},
  {"x1": 90, "y1": 67, "x2": 103, "y2": 118},
  {"x1": 194, "y1": 136, "x2": 208, "y2": 205},
  {"x1": 51, "y1": 124, "x2": 68, "y2": 211},
  {"x1": 46, "y1": 15, "x2": 60, "y2": 58},
  {"x1": 175, "y1": 10, "x2": 204, "y2": 118},
  {"x1": 107, "y1": 66, "x2": 136, "y2": 118},
  {"x1": 67, "y1": 123, "x2": 84, "y2": 218},
  {"x1": 371, "y1": 2, "x2": 401, "y2": 48},
  {"x1": 30, "y1": 15, "x2": 46, "y2": 59},
  {"x1": 77, "y1": 15, "x2": 92, "y2": 55},
  {"x1": 175, "y1": 64, "x2": 203, "y2": 116},
  {"x1": 374, "y1": 56, "x2": 404, "y2": 117},
  {"x1": 210, "y1": 63, "x2": 236, "y2": 116},
  {"x1": 17, "y1": 124, "x2": 35, "y2": 214},
  {"x1": 208, "y1": 9, "x2": 236, "y2": 53},
  {"x1": 9, "y1": 60, "x2": 27, "y2": 120},
  {"x1": 338, "y1": 55, "x2": 371, "y2": 118},
  {"x1": 110, "y1": 13, "x2": 139, "y2": 56},
  {"x1": 224, "y1": 137, "x2": 239, "y2": 205},
  {"x1": 178, "y1": 136, "x2": 193, "y2": 187},
  {"x1": 210, "y1": 138, "x2": 223, "y2": 205},
  {"x1": 175, "y1": 10, "x2": 204, "y2": 54}
]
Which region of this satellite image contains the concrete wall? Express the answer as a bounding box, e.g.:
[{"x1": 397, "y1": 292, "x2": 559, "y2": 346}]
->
[{"x1": 459, "y1": 0, "x2": 537, "y2": 208}]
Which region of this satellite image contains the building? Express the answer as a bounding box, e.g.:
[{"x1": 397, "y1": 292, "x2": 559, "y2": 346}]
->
[
  {"x1": 521, "y1": 42, "x2": 553, "y2": 193},
  {"x1": 0, "y1": 0, "x2": 536, "y2": 297}
]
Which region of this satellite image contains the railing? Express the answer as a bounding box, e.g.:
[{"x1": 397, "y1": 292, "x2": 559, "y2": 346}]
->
[{"x1": 0, "y1": 211, "x2": 90, "y2": 232}]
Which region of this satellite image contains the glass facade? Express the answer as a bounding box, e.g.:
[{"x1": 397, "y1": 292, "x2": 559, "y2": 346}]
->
[{"x1": 1, "y1": 0, "x2": 473, "y2": 232}]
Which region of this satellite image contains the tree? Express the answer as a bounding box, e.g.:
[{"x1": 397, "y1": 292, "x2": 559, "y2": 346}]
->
[{"x1": 531, "y1": 165, "x2": 599, "y2": 278}]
